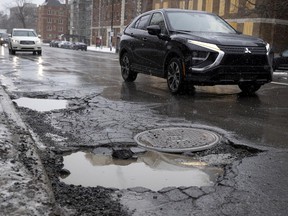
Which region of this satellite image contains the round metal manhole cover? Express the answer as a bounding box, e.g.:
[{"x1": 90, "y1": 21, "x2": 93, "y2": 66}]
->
[{"x1": 134, "y1": 127, "x2": 220, "y2": 153}]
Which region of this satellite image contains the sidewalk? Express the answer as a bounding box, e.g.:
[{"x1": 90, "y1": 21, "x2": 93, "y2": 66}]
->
[{"x1": 0, "y1": 86, "x2": 55, "y2": 215}]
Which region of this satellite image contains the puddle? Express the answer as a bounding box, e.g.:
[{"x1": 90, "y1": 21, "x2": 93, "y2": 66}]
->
[
  {"x1": 60, "y1": 150, "x2": 223, "y2": 191},
  {"x1": 13, "y1": 97, "x2": 68, "y2": 112}
]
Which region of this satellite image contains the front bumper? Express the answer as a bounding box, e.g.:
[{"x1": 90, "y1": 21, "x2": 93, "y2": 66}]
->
[
  {"x1": 184, "y1": 43, "x2": 273, "y2": 85},
  {"x1": 185, "y1": 63, "x2": 272, "y2": 85},
  {"x1": 11, "y1": 41, "x2": 42, "y2": 51}
]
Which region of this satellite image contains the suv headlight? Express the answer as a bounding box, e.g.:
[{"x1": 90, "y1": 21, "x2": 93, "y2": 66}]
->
[
  {"x1": 191, "y1": 51, "x2": 210, "y2": 65},
  {"x1": 12, "y1": 39, "x2": 19, "y2": 43},
  {"x1": 187, "y1": 40, "x2": 224, "y2": 71}
]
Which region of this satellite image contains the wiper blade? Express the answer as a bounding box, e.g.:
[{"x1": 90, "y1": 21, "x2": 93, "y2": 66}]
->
[{"x1": 173, "y1": 30, "x2": 192, "y2": 33}]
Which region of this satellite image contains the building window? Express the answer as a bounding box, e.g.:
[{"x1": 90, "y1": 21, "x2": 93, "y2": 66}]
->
[
  {"x1": 197, "y1": 0, "x2": 203, "y2": 11},
  {"x1": 219, "y1": 0, "x2": 225, "y2": 16},
  {"x1": 59, "y1": 27, "x2": 63, "y2": 32},
  {"x1": 47, "y1": 26, "x2": 52, "y2": 31},
  {"x1": 59, "y1": 19, "x2": 63, "y2": 24},
  {"x1": 155, "y1": 3, "x2": 161, "y2": 9},
  {"x1": 163, "y1": 2, "x2": 168, "y2": 8},
  {"x1": 48, "y1": 10, "x2": 51, "y2": 15},
  {"x1": 243, "y1": 21, "x2": 253, "y2": 35},
  {"x1": 188, "y1": 0, "x2": 194, "y2": 10},
  {"x1": 179, "y1": 1, "x2": 186, "y2": 9},
  {"x1": 206, "y1": 0, "x2": 213, "y2": 12},
  {"x1": 229, "y1": 21, "x2": 238, "y2": 29},
  {"x1": 47, "y1": 18, "x2": 52, "y2": 23},
  {"x1": 229, "y1": 0, "x2": 239, "y2": 13}
]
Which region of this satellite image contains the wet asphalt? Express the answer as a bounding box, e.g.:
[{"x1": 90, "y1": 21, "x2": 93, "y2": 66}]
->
[{"x1": 0, "y1": 45, "x2": 288, "y2": 215}]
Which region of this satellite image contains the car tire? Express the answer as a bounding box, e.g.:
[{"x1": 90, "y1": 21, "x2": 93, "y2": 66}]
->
[
  {"x1": 38, "y1": 51, "x2": 42, "y2": 55},
  {"x1": 120, "y1": 52, "x2": 137, "y2": 82},
  {"x1": 238, "y1": 83, "x2": 261, "y2": 95},
  {"x1": 11, "y1": 49, "x2": 16, "y2": 55},
  {"x1": 167, "y1": 57, "x2": 185, "y2": 94}
]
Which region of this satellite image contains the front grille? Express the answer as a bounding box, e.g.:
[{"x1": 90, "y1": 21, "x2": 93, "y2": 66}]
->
[
  {"x1": 218, "y1": 45, "x2": 266, "y2": 55},
  {"x1": 20, "y1": 41, "x2": 35, "y2": 45},
  {"x1": 221, "y1": 54, "x2": 268, "y2": 66}
]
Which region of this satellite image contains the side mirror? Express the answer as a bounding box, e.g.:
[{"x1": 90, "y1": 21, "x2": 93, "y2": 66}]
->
[
  {"x1": 147, "y1": 25, "x2": 161, "y2": 36},
  {"x1": 8, "y1": 34, "x2": 11, "y2": 37},
  {"x1": 38, "y1": 35, "x2": 41, "y2": 38}
]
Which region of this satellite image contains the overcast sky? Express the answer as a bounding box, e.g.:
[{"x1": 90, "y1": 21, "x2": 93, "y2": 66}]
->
[{"x1": 0, "y1": 0, "x2": 65, "y2": 13}]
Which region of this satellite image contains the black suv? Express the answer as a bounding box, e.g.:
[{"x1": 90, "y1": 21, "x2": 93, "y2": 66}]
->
[{"x1": 119, "y1": 9, "x2": 273, "y2": 94}]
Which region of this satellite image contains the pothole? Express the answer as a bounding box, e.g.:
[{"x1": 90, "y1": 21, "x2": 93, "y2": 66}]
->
[
  {"x1": 134, "y1": 127, "x2": 221, "y2": 153},
  {"x1": 59, "y1": 148, "x2": 224, "y2": 191},
  {"x1": 13, "y1": 97, "x2": 68, "y2": 112}
]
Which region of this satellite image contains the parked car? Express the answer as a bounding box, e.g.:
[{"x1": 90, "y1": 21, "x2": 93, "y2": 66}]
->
[
  {"x1": 58, "y1": 41, "x2": 72, "y2": 49},
  {"x1": 50, "y1": 40, "x2": 61, "y2": 47},
  {"x1": 0, "y1": 32, "x2": 8, "y2": 46},
  {"x1": 273, "y1": 49, "x2": 288, "y2": 71},
  {"x1": 72, "y1": 42, "x2": 87, "y2": 51},
  {"x1": 8, "y1": 28, "x2": 42, "y2": 55},
  {"x1": 119, "y1": 9, "x2": 273, "y2": 94}
]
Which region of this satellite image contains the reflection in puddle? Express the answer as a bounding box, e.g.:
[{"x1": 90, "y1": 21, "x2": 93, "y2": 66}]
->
[
  {"x1": 13, "y1": 97, "x2": 67, "y2": 112},
  {"x1": 61, "y1": 150, "x2": 223, "y2": 191}
]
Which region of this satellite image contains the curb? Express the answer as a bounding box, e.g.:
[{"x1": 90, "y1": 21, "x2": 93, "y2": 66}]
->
[{"x1": 0, "y1": 86, "x2": 56, "y2": 215}]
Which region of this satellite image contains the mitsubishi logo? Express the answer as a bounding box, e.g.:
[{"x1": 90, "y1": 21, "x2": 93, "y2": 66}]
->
[{"x1": 244, "y1": 48, "x2": 252, "y2": 54}]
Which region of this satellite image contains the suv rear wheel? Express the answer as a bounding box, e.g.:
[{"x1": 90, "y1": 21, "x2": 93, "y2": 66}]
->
[{"x1": 120, "y1": 53, "x2": 137, "y2": 82}]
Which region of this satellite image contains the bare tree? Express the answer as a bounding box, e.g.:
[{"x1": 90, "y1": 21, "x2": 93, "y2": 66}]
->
[
  {"x1": 0, "y1": 11, "x2": 9, "y2": 29},
  {"x1": 239, "y1": 0, "x2": 288, "y2": 18},
  {"x1": 8, "y1": 0, "x2": 37, "y2": 28}
]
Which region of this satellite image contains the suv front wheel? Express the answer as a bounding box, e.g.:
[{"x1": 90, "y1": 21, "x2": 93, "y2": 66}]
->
[{"x1": 167, "y1": 57, "x2": 185, "y2": 94}]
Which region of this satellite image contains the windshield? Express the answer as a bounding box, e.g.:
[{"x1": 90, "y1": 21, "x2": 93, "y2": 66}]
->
[
  {"x1": 13, "y1": 30, "x2": 37, "y2": 37},
  {"x1": 167, "y1": 12, "x2": 236, "y2": 33}
]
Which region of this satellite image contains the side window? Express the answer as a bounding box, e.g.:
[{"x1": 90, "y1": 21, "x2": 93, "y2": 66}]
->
[
  {"x1": 134, "y1": 14, "x2": 150, "y2": 30},
  {"x1": 149, "y1": 12, "x2": 167, "y2": 34}
]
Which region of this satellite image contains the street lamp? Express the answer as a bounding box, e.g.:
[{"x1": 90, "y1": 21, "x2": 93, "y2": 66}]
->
[{"x1": 110, "y1": 0, "x2": 114, "y2": 51}]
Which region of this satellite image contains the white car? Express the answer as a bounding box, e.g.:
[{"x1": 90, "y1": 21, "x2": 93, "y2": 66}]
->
[{"x1": 8, "y1": 28, "x2": 42, "y2": 55}]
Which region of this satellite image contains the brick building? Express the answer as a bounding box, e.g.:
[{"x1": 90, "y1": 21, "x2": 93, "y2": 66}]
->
[
  {"x1": 91, "y1": 0, "x2": 153, "y2": 47},
  {"x1": 37, "y1": 0, "x2": 69, "y2": 43},
  {"x1": 152, "y1": 0, "x2": 288, "y2": 52}
]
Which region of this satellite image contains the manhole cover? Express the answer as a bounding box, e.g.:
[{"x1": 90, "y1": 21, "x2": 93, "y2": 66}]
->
[{"x1": 134, "y1": 127, "x2": 220, "y2": 153}]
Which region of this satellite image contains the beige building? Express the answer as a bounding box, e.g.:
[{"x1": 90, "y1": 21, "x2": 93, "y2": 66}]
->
[{"x1": 152, "y1": 0, "x2": 288, "y2": 52}]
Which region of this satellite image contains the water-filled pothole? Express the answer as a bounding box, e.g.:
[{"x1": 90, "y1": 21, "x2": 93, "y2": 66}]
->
[
  {"x1": 13, "y1": 97, "x2": 67, "y2": 112},
  {"x1": 60, "y1": 149, "x2": 223, "y2": 191}
]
